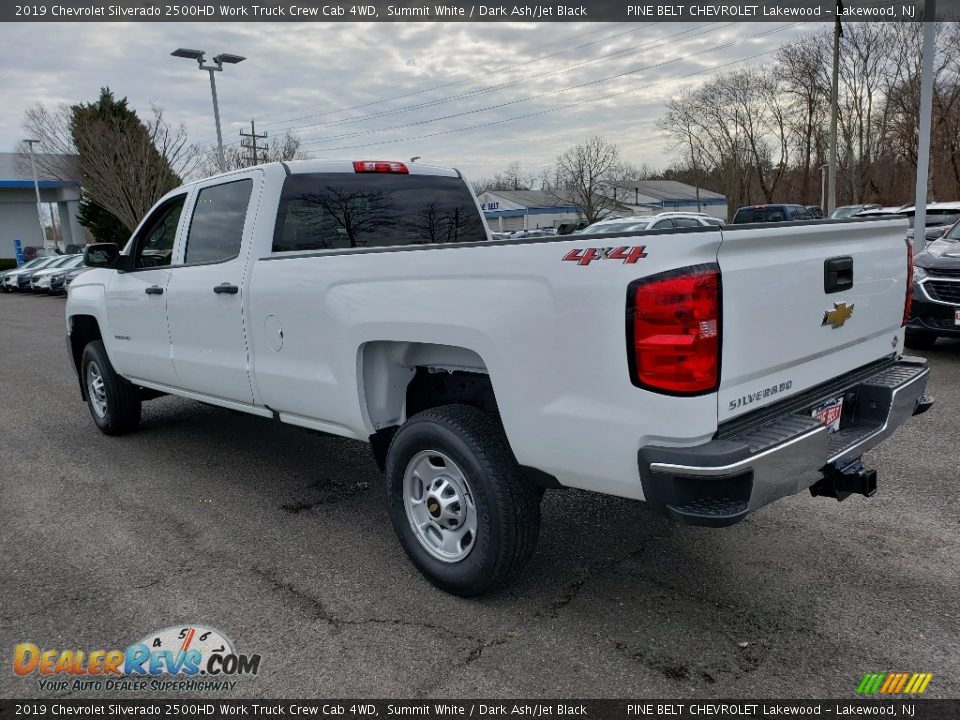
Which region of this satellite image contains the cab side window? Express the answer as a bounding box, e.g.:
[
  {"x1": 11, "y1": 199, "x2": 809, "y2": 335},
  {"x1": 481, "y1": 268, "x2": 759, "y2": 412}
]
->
[
  {"x1": 183, "y1": 180, "x2": 253, "y2": 265},
  {"x1": 651, "y1": 219, "x2": 674, "y2": 230},
  {"x1": 133, "y1": 196, "x2": 186, "y2": 269},
  {"x1": 672, "y1": 217, "x2": 701, "y2": 228}
]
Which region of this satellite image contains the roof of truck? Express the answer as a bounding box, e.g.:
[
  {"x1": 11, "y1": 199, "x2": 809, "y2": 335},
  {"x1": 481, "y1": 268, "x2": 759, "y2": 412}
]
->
[{"x1": 189, "y1": 160, "x2": 459, "y2": 187}]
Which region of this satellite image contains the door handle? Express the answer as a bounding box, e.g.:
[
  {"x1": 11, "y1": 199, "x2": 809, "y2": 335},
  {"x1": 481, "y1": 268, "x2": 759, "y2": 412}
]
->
[
  {"x1": 144, "y1": 286, "x2": 164, "y2": 295},
  {"x1": 213, "y1": 283, "x2": 239, "y2": 295}
]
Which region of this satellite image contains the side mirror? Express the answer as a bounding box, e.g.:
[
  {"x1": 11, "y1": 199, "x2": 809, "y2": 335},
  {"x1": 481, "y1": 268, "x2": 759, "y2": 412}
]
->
[{"x1": 84, "y1": 243, "x2": 120, "y2": 268}]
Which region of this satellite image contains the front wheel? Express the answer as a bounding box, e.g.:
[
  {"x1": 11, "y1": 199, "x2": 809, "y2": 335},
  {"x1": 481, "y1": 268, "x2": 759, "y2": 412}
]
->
[
  {"x1": 385, "y1": 405, "x2": 541, "y2": 597},
  {"x1": 81, "y1": 340, "x2": 141, "y2": 435}
]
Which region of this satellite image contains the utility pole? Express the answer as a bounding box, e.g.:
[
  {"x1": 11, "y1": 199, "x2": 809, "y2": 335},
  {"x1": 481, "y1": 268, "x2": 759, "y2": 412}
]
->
[
  {"x1": 240, "y1": 119, "x2": 269, "y2": 167},
  {"x1": 913, "y1": 0, "x2": 936, "y2": 255},
  {"x1": 827, "y1": 0, "x2": 843, "y2": 215},
  {"x1": 24, "y1": 139, "x2": 51, "y2": 256}
]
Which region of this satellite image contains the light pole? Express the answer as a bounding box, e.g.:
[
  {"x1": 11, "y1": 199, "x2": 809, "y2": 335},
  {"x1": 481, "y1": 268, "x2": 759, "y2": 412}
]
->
[
  {"x1": 819, "y1": 164, "x2": 829, "y2": 217},
  {"x1": 24, "y1": 139, "x2": 51, "y2": 255},
  {"x1": 171, "y1": 48, "x2": 246, "y2": 172}
]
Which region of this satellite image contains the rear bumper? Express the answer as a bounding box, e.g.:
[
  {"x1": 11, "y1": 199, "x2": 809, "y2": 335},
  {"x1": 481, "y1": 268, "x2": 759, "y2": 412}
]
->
[{"x1": 638, "y1": 358, "x2": 931, "y2": 527}]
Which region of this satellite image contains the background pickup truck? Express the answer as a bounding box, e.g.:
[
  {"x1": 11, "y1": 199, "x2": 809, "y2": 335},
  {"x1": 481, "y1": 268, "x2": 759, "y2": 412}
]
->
[{"x1": 67, "y1": 160, "x2": 932, "y2": 596}]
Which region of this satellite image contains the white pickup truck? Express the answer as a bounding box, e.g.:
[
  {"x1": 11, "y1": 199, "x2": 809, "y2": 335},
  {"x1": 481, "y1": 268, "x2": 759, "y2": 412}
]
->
[{"x1": 67, "y1": 160, "x2": 932, "y2": 596}]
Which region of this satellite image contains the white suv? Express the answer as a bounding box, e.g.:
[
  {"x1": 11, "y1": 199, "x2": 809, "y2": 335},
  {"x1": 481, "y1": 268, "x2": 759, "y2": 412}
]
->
[{"x1": 579, "y1": 212, "x2": 721, "y2": 235}]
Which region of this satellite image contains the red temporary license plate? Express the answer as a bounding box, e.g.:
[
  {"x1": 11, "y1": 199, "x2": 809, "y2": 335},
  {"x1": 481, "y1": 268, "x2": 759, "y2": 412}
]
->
[
  {"x1": 812, "y1": 396, "x2": 844, "y2": 433},
  {"x1": 954, "y1": 309, "x2": 960, "y2": 326}
]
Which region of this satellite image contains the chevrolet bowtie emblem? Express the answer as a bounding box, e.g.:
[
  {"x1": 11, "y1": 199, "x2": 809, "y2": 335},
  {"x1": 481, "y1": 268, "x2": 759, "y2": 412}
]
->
[{"x1": 822, "y1": 302, "x2": 854, "y2": 329}]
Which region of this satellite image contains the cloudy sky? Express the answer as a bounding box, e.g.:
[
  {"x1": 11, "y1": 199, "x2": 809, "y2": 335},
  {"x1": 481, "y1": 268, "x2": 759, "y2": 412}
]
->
[{"x1": 0, "y1": 21, "x2": 817, "y2": 181}]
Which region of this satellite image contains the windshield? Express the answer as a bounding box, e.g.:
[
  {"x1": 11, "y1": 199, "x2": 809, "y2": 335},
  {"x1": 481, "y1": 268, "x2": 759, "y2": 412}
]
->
[
  {"x1": 47, "y1": 255, "x2": 78, "y2": 269},
  {"x1": 945, "y1": 222, "x2": 960, "y2": 240},
  {"x1": 831, "y1": 206, "x2": 861, "y2": 219},
  {"x1": 907, "y1": 213, "x2": 960, "y2": 229},
  {"x1": 579, "y1": 221, "x2": 650, "y2": 235},
  {"x1": 29, "y1": 257, "x2": 59, "y2": 269}
]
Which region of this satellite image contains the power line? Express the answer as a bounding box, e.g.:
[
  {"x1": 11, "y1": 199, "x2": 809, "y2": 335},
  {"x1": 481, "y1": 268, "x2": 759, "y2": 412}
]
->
[
  {"x1": 193, "y1": 23, "x2": 659, "y2": 146},
  {"x1": 255, "y1": 23, "x2": 660, "y2": 130},
  {"x1": 302, "y1": 23, "x2": 804, "y2": 156},
  {"x1": 269, "y1": 22, "x2": 729, "y2": 139},
  {"x1": 300, "y1": 22, "x2": 800, "y2": 149}
]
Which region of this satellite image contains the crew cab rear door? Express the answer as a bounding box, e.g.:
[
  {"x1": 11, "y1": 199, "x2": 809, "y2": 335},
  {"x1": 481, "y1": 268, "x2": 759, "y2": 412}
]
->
[
  {"x1": 716, "y1": 218, "x2": 909, "y2": 422},
  {"x1": 165, "y1": 173, "x2": 260, "y2": 404}
]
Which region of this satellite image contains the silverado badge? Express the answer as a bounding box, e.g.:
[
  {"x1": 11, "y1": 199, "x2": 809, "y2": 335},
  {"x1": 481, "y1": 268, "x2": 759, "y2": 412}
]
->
[{"x1": 822, "y1": 302, "x2": 854, "y2": 329}]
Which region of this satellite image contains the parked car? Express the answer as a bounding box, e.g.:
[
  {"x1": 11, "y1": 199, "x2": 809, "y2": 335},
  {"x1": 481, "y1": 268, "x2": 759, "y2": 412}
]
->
[
  {"x1": 50, "y1": 265, "x2": 90, "y2": 295},
  {"x1": 898, "y1": 202, "x2": 960, "y2": 243},
  {"x1": 731, "y1": 204, "x2": 818, "y2": 223},
  {"x1": 556, "y1": 221, "x2": 588, "y2": 235},
  {"x1": 853, "y1": 206, "x2": 905, "y2": 218},
  {"x1": 2, "y1": 255, "x2": 58, "y2": 292},
  {"x1": 907, "y1": 219, "x2": 960, "y2": 349},
  {"x1": 31, "y1": 255, "x2": 84, "y2": 293},
  {"x1": 831, "y1": 204, "x2": 881, "y2": 219},
  {"x1": 509, "y1": 229, "x2": 557, "y2": 239},
  {"x1": 578, "y1": 212, "x2": 719, "y2": 235},
  {"x1": 67, "y1": 159, "x2": 929, "y2": 597}
]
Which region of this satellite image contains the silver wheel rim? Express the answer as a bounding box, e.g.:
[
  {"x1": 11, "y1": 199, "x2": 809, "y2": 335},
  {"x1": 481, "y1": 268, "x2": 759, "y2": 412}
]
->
[
  {"x1": 402, "y1": 450, "x2": 477, "y2": 563},
  {"x1": 86, "y1": 361, "x2": 107, "y2": 419}
]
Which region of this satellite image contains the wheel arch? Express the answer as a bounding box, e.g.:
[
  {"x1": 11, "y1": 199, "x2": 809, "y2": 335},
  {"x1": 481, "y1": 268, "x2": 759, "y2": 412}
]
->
[
  {"x1": 68, "y1": 314, "x2": 103, "y2": 400},
  {"x1": 359, "y1": 341, "x2": 561, "y2": 490},
  {"x1": 360, "y1": 341, "x2": 495, "y2": 466}
]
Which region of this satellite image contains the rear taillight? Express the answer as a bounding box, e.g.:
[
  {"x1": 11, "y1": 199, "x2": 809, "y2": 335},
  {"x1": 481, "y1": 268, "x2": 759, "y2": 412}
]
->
[
  {"x1": 353, "y1": 160, "x2": 409, "y2": 174},
  {"x1": 627, "y1": 265, "x2": 721, "y2": 395},
  {"x1": 903, "y1": 240, "x2": 913, "y2": 327}
]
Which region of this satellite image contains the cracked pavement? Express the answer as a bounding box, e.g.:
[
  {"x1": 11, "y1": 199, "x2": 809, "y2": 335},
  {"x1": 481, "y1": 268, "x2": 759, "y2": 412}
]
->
[{"x1": 1, "y1": 293, "x2": 958, "y2": 699}]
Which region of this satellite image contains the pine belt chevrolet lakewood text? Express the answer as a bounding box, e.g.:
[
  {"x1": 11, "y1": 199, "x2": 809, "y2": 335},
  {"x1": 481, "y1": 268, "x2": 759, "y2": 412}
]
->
[{"x1": 66, "y1": 160, "x2": 933, "y2": 596}]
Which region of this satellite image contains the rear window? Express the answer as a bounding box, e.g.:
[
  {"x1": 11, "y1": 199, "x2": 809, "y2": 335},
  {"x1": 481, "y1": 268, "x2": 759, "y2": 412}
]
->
[{"x1": 273, "y1": 173, "x2": 486, "y2": 252}]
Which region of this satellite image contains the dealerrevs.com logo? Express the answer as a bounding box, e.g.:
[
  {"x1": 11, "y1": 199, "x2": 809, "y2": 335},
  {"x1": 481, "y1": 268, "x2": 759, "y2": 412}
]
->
[{"x1": 13, "y1": 625, "x2": 261, "y2": 693}]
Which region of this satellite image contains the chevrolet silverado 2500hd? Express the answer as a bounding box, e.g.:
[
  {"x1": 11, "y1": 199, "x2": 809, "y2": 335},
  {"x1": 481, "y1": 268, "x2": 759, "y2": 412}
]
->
[{"x1": 66, "y1": 160, "x2": 933, "y2": 596}]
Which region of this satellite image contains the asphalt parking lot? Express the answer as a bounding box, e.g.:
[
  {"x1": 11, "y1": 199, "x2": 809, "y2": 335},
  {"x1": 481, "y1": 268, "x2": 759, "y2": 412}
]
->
[{"x1": 1, "y1": 291, "x2": 958, "y2": 700}]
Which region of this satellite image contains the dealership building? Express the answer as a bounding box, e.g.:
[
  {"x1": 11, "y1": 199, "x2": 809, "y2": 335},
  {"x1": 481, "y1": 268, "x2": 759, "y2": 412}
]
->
[
  {"x1": 478, "y1": 181, "x2": 727, "y2": 232},
  {"x1": 610, "y1": 179, "x2": 728, "y2": 220},
  {"x1": 0, "y1": 152, "x2": 85, "y2": 261}
]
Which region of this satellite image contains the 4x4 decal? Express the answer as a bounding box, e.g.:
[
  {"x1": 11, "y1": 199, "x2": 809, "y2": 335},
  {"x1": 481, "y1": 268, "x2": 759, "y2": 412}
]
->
[{"x1": 562, "y1": 246, "x2": 648, "y2": 266}]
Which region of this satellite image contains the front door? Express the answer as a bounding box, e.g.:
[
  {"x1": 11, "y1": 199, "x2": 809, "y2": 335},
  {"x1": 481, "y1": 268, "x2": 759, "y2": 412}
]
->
[
  {"x1": 104, "y1": 194, "x2": 187, "y2": 386},
  {"x1": 166, "y1": 177, "x2": 256, "y2": 404}
]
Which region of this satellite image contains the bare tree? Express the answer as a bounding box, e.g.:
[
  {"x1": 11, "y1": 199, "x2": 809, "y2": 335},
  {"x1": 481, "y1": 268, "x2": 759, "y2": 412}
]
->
[
  {"x1": 550, "y1": 137, "x2": 623, "y2": 223},
  {"x1": 18, "y1": 92, "x2": 198, "y2": 231},
  {"x1": 470, "y1": 161, "x2": 533, "y2": 195}
]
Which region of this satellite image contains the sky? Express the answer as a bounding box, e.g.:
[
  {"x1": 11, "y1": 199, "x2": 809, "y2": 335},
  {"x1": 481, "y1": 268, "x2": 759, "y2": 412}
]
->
[{"x1": 0, "y1": 20, "x2": 818, "y2": 183}]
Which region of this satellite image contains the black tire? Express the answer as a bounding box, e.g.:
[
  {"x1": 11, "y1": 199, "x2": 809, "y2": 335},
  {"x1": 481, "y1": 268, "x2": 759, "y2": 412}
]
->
[
  {"x1": 80, "y1": 340, "x2": 141, "y2": 435},
  {"x1": 385, "y1": 404, "x2": 541, "y2": 597},
  {"x1": 904, "y1": 331, "x2": 939, "y2": 350}
]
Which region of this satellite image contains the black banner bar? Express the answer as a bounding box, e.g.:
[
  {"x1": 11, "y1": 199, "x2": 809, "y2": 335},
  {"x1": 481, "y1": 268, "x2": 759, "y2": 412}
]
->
[
  {"x1": 4, "y1": 0, "x2": 960, "y2": 23},
  {"x1": 1, "y1": 700, "x2": 959, "y2": 720}
]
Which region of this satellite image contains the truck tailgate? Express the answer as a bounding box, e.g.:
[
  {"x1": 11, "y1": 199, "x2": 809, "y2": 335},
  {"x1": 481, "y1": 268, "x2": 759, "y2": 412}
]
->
[{"x1": 717, "y1": 219, "x2": 909, "y2": 422}]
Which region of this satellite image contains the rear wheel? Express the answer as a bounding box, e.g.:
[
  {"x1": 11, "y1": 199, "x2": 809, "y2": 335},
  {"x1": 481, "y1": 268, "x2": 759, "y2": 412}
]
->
[
  {"x1": 385, "y1": 405, "x2": 541, "y2": 596},
  {"x1": 81, "y1": 340, "x2": 141, "y2": 435},
  {"x1": 905, "y1": 331, "x2": 939, "y2": 350}
]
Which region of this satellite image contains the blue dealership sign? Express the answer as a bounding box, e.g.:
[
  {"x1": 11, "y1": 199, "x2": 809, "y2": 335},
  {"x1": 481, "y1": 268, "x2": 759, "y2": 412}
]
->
[{"x1": 14, "y1": 239, "x2": 25, "y2": 266}]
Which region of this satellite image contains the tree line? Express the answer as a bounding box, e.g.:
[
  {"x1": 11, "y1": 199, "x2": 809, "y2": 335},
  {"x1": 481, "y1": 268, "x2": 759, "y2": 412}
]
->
[{"x1": 659, "y1": 22, "x2": 960, "y2": 211}]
